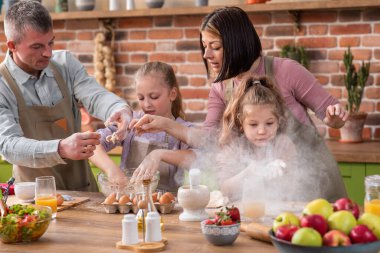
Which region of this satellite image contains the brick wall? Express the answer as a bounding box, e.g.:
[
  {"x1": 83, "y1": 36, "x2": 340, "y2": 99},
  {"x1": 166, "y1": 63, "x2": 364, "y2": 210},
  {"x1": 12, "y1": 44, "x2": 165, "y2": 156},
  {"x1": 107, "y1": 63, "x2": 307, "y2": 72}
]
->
[{"x1": 0, "y1": 7, "x2": 379, "y2": 139}]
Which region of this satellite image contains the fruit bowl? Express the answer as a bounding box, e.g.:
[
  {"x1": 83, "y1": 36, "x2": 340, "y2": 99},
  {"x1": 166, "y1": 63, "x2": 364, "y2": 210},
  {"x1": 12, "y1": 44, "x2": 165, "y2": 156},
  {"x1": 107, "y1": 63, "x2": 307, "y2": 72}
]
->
[
  {"x1": 269, "y1": 230, "x2": 380, "y2": 253},
  {"x1": 0, "y1": 204, "x2": 52, "y2": 243},
  {"x1": 97, "y1": 170, "x2": 160, "y2": 197},
  {"x1": 200, "y1": 220, "x2": 240, "y2": 246}
]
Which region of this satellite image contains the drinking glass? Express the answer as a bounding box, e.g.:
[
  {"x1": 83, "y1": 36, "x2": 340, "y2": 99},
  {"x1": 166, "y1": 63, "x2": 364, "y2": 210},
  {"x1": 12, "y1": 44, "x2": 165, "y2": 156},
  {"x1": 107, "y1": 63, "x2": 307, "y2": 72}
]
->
[{"x1": 35, "y1": 176, "x2": 57, "y2": 219}]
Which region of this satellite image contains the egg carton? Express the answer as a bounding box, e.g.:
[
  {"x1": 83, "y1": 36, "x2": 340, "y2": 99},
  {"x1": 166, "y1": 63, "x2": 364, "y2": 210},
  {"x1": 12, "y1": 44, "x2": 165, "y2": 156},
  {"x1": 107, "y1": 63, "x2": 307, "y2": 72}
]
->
[{"x1": 101, "y1": 203, "x2": 133, "y2": 214}]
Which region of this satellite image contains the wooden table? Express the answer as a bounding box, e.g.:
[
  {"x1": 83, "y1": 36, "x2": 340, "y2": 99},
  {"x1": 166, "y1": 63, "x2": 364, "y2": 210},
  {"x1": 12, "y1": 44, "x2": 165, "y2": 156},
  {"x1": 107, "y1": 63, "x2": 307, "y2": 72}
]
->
[{"x1": 1, "y1": 191, "x2": 277, "y2": 253}]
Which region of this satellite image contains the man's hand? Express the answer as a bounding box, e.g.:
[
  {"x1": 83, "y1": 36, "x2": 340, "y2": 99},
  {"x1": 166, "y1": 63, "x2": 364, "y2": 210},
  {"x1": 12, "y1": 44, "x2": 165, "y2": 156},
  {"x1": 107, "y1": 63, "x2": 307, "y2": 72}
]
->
[
  {"x1": 323, "y1": 104, "x2": 349, "y2": 129},
  {"x1": 104, "y1": 106, "x2": 133, "y2": 141},
  {"x1": 58, "y1": 131, "x2": 100, "y2": 160}
]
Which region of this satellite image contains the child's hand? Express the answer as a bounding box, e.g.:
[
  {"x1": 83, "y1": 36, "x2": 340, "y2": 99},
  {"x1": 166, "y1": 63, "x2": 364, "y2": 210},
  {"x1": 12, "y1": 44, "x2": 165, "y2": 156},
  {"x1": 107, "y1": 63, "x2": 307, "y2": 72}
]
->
[
  {"x1": 264, "y1": 159, "x2": 286, "y2": 179},
  {"x1": 323, "y1": 104, "x2": 349, "y2": 129},
  {"x1": 130, "y1": 150, "x2": 163, "y2": 183},
  {"x1": 131, "y1": 115, "x2": 169, "y2": 135}
]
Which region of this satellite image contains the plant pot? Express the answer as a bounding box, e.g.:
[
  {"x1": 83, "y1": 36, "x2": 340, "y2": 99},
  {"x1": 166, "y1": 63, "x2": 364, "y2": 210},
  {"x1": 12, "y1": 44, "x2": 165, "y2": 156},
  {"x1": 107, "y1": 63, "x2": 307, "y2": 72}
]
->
[
  {"x1": 75, "y1": 0, "x2": 95, "y2": 11},
  {"x1": 247, "y1": 0, "x2": 268, "y2": 4},
  {"x1": 339, "y1": 112, "x2": 367, "y2": 143},
  {"x1": 145, "y1": 0, "x2": 165, "y2": 8}
]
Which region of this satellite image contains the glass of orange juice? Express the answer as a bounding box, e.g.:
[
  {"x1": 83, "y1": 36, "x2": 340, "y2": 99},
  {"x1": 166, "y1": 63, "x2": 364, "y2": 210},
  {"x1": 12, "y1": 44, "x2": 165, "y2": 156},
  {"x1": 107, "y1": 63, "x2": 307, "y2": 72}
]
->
[
  {"x1": 364, "y1": 175, "x2": 380, "y2": 217},
  {"x1": 35, "y1": 176, "x2": 57, "y2": 219}
]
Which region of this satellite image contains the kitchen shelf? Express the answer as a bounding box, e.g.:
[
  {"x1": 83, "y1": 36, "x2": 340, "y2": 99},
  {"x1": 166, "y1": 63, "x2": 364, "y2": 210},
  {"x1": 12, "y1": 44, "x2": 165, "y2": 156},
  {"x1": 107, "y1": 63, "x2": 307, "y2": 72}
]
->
[{"x1": 0, "y1": 0, "x2": 378, "y2": 21}]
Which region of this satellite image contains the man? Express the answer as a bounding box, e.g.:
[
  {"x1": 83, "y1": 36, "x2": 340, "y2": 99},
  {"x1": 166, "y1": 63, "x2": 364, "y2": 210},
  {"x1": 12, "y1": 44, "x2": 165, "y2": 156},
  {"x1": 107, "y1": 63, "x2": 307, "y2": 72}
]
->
[{"x1": 0, "y1": 1, "x2": 131, "y2": 191}]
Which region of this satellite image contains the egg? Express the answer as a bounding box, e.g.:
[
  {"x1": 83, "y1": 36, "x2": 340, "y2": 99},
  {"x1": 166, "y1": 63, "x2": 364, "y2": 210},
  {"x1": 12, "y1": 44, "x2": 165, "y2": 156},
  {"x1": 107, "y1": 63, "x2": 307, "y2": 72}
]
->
[
  {"x1": 163, "y1": 192, "x2": 175, "y2": 202},
  {"x1": 56, "y1": 193, "x2": 64, "y2": 206},
  {"x1": 104, "y1": 192, "x2": 117, "y2": 204},
  {"x1": 152, "y1": 192, "x2": 158, "y2": 203},
  {"x1": 118, "y1": 195, "x2": 131, "y2": 204},
  {"x1": 159, "y1": 194, "x2": 171, "y2": 204}
]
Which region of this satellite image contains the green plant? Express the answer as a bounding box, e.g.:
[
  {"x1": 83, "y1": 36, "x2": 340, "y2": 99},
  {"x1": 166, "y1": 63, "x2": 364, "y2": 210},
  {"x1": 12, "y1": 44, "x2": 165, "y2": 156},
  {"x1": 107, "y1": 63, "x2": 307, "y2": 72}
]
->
[
  {"x1": 280, "y1": 45, "x2": 309, "y2": 69},
  {"x1": 343, "y1": 47, "x2": 370, "y2": 114}
]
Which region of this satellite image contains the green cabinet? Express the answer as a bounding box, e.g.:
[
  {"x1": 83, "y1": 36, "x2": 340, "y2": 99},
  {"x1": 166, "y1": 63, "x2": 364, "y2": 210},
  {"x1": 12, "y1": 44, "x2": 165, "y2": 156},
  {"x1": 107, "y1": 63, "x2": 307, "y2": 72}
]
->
[{"x1": 339, "y1": 162, "x2": 380, "y2": 205}]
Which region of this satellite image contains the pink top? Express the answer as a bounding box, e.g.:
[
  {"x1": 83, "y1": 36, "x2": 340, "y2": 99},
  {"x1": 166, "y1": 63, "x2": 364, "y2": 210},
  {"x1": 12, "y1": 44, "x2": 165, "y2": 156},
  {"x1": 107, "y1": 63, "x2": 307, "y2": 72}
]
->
[{"x1": 203, "y1": 57, "x2": 338, "y2": 129}]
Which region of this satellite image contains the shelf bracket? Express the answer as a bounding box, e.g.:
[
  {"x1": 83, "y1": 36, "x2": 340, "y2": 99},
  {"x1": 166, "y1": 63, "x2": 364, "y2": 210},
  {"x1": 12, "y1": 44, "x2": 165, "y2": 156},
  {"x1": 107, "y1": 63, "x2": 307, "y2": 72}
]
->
[{"x1": 288, "y1": 10, "x2": 301, "y2": 33}]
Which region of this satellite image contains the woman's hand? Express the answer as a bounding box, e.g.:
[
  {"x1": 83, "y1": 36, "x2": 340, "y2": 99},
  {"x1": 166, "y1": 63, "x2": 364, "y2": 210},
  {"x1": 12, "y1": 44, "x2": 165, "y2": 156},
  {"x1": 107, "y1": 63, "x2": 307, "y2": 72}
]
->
[
  {"x1": 323, "y1": 104, "x2": 349, "y2": 129},
  {"x1": 130, "y1": 114, "x2": 170, "y2": 135},
  {"x1": 130, "y1": 149, "x2": 164, "y2": 183}
]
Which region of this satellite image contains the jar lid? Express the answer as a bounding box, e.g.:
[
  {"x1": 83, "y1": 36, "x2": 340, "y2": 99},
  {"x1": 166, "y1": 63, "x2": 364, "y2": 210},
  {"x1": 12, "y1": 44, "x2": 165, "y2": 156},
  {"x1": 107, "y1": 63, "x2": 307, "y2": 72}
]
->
[{"x1": 365, "y1": 175, "x2": 380, "y2": 187}]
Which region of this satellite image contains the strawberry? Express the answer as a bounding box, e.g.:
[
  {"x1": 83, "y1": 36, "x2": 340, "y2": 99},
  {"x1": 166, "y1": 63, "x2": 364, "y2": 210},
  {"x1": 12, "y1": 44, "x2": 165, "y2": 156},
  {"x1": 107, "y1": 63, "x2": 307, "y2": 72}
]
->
[
  {"x1": 204, "y1": 219, "x2": 215, "y2": 225},
  {"x1": 220, "y1": 218, "x2": 235, "y2": 226},
  {"x1": 227, "y1": 206, "x2": 240, "y2": 222}
]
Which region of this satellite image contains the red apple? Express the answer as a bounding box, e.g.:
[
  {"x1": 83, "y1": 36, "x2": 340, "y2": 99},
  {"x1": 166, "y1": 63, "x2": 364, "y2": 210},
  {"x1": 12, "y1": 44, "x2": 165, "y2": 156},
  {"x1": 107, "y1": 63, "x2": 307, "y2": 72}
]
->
[
  {"x1": 333, "y1": 197, "x2": 360, "y2": 219},
  {"x1": 301, "y1": 214, "x2": 328, "y2": 236},
  {"x1": 275, "y1": 225, "x2": 299, "y2": 242},
  {"x1": 323, "y1": 230, "x2": 352, "y2": 246},
  {"x1": 349, "y1": 225, "x2": 377, "y2": 244}
]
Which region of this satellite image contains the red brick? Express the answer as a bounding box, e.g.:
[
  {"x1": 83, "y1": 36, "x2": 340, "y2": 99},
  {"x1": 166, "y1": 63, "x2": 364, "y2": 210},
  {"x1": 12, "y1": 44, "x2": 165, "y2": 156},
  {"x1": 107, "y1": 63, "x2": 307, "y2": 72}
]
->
[
  {"x1": 77, "y1": 31, "x2": 94, "y2": 40},
  {"x1": 331, "y1": 75, "x2": 345, "y2": 87},
  {"x1": 178, "y1": 64, "x2": 206, "y2": 75},
  {"x1": 359, "y1": 101, "x2": 375, "y2": 113},
  {"x1": 131, "y1": 54, "x2": 149, "y2": 63},
  {"x1": 247, "y1": 13, "x2": 272, "y2": 25},
  {"x1": 266, "y1": 26, "x2": 295, "y2": 37},
  {"x1": 176, "y1": 41, "x2": 200, "y2": 51},
  {"x1": 261, "y1": 39, "x2": 274, "y2": 50},
  {"x1": 325, "y1": 88, "x2": 342, "y2": 99},
  {"x1": 129, "y1": 31, "x2": 147, "y2": 40},
  {"x1": 308, "y1": 50, "x2": 327, "y2": 60},
  {"x1": 0, "y1": 33, "x2": 6, "y2": 43},
  {"x1": 328, "y1": 128, "x2": 340, "y2": 139},
  {"x1": 275, "y1": 39, "x2": 295, "y2": 49},
  {"x1": 331, "y1": 24, "x2": 371, "y2": 35},
  {"x1": 298, "y1": 37, "x2": 336, "y2": 48},
  {"x1": 255, "y1": 27, "x2": 264, "y2": 37},
  {"x1": 187, "y1": 101, "x2": 206, "y2": 111},
  {"x1": 309, "y1": 25, "x2": 328, "y2": 35},
  {"x1": 174, "y1": 15, "x2": 203, "y2": 27},
  {"x1": 339, "y1": 37, "x2": 360, "y2": 47},
  {"x1": 310, "y1": 62, "x2": 339, "y2": 73},
  {"x1": 118, "y1": 18, "x2": 153, "y2": 28},
  {"x1": 376, "y1": 76, "x2": 380, "y2": 86},
  {"x1": 177, "y1": 76, "x2": 188, "y2": 86},
  {"x1": 362, "y1": 127, "x2": 372, "y2": 141},
  {"x1": 115, "y1": 54, "x2": 130, "y2": 64},
  {"x1": 120, "y1": 42, "x2": 155, "y2": 52},
  {"x1": 55, "y1": 31, "x2": 76, "y2": 41},
  {"x1": 53, "y1": 20, "x2": 65, "y2": 29},
  {"x1": 156, "y1": 42, "x2": 175, "y2": 51},
  {"x1": 301, "y1": 11, "x2": 338, "y2": 23},
  {"x1": 148, "y1": 29, "x2": 183, "y2": 39},
  {"x1": 185, "y1": 28, "x2": 199, "y2": 39},
  {"x1": 369, "y1": 62, "x2": 380, "y2": 73},
  {"x1": 363, "y1": 36, "x2": 380, "y2": 47},
  {"x1": 181, "y1": 88, "x2": 210, "y2": 99},
  {"x1": 189, "y1": 77, "x2": 207, "y2": 87},
  {"x1": 53, "y1": 43, "x2": 67, "y2": 50},
  {"x1": 187, "y1": 52, "x2": 203, "y2": 63},
  {"x1": 377, "y1": 102, "x2": 380, "y2": 111},
  {"x1": 366, "y1": 87, "x2": 380, "y2": 99},
  {"x1": 66, "y1": 19, "x2": 98, "y2": 30},
  {"x1": 375, "y1": 24, "x2": 380, "y2": 34},
  {"x1": 374, "y1": 128, "x2": 380, "y2": 139},
  {"x1": 315, "y1": 75, "x2": 330, "y2": 85},
  {"x1": 149, "y1": 53, "x2": 185, "y2": 63},
  {"x1": 67, "y1": 41, "x2": 95, "y2": 53},
  {"x1": 363, "y1": 9, "x2": 380, "y2": 21},
  {"x1": 154, "y1": 16, "x2": 173, "y2": 27},
  {"x1": 339, "y1": 10, "x2": 361, "y2": 22},
  {"x1": 272, "y1": 11, "x2": 293, "y2": 23}
]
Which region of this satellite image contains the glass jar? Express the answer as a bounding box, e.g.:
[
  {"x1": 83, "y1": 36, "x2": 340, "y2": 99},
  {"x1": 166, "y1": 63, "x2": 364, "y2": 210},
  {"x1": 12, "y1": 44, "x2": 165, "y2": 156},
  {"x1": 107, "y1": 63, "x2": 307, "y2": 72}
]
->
[
  {"x1": 136, "y1": 179, "x2": 163, "y2": 232},
  {"x1": 364, "y1": 175, "x2": 380, "y2": 217}
]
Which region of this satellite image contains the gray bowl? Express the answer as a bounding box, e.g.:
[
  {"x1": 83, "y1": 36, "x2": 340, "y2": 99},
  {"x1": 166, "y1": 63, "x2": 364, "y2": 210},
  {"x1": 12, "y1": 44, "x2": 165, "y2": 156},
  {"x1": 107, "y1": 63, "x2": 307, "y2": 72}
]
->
[
  {"x1": 200, "y1": 220, "x2": 240, "y2": 246},
  {"x1": 269, "y1": 230, "x2": 380, "y2": 253},
  {"x1": 145, "y1": 0, "x2": 164, "y2": 8}
]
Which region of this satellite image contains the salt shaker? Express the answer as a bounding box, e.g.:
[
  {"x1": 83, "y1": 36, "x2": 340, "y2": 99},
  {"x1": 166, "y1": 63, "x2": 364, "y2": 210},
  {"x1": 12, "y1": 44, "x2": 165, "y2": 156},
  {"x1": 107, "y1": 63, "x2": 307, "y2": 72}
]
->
[
  {"x1": 126, "y1": 0, "x2": 135, "y2": 10},
  {"x1": 145, "y1": 212, "x2": 162, "y2": 242},
  {"x1": 122, "y1": 214, "x2": 139, "y2": 245},
  {"x1": 109, "y1": 0, "x2": 120, "y2": 11}
]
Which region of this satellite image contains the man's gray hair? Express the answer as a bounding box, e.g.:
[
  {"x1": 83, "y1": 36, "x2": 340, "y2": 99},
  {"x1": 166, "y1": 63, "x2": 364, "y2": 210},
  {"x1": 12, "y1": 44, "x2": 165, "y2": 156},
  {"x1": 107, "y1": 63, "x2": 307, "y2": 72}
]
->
[{"x1": 4, "y1": 0, "x2": 52, "y2": 44}]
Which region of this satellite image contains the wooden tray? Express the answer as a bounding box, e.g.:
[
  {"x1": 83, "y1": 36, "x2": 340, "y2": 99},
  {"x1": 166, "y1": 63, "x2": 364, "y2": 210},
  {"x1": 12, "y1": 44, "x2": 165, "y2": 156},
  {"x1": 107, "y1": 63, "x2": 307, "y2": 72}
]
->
[
  {"x1": 116, "y1": 238, "x2": 168, "y2": 252},
  {"x1": 58, "y1": 197, "x2": 90, "y2": 212}
]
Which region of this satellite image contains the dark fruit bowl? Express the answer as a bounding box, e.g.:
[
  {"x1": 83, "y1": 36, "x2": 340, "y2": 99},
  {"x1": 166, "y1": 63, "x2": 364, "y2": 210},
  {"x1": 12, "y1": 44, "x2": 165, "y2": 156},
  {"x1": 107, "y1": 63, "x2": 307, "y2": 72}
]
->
[
  {"x1": 201, "y1": 220, "x2": 240, "y2": 246},
  {"x1": 269, "y1": 230, "x2": 380, "y2": 253}
]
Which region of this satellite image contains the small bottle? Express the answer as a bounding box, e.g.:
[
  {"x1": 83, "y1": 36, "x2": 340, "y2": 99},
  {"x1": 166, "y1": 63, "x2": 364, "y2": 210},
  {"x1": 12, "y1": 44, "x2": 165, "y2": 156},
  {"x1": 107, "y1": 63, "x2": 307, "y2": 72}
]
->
[
  {"x1": 126, "y1": 0, "x2": 135, "y2": 10},
  {"x1": 109, "y1": 0, "x2": 120, "y2": 11},
  {"x1": 145, "y1": 212, "x2": 162, "y2": 242},
  {"x1": 122, "y1": 214, "x2": 139, "y2": 245},
  {"x1": 364, "y1": 175, "x2": 380, "y2": 217}
]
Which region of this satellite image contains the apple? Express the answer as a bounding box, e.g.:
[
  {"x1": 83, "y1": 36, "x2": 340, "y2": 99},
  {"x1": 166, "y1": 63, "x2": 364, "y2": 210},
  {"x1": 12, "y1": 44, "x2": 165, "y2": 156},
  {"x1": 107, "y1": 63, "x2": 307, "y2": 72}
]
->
[
  {"x1": 349, "y1": 224, "x2": 377, "y2": 244},
  {"x1": 333, "y1": 197, "x2": 360, "y2": 219},
  {"x1": 275, "y1": 225, "x2": 299, "y2": 242},
  {"x1": 328, "y1": 210, "x2": 357, "y2": 235},
  {"x1": 358, "y1": 212, "x2": 380, "y2": 239},
  {"x1": 301, "y1": 214, "x2": 328, "y2": 236},
  {"x1": 272, "y1": 212, "x2": 300, "y2": 232},
  {"x1": 303, "y1": 198, "x2": 333, "y2": 220},
  {"x1": 291, "y1": 227, "x2": 322, "y2": 247},
  {"x1": 323, "y1": 230, "x2": 352, "y2": 246}
]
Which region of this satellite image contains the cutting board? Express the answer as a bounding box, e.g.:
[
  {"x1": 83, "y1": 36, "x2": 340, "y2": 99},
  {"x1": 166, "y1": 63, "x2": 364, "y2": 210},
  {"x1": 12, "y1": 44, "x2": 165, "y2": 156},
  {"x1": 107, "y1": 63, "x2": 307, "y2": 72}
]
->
[
  {"x1": 240, "y1": 222, "x2": 272, "y2": 243},
  {"x1": 58, "y1": 197, "x2": 90, "y2": 212}
]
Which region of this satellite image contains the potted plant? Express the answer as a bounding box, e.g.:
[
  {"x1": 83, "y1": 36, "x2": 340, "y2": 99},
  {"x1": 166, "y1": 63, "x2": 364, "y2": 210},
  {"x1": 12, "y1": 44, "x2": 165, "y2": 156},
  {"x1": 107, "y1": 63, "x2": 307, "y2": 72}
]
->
[
  {"x1": 280, "y1": 45, "x2": 310, "y2": 69},
  {"x1": 339, "y1": 47, "x2": 370, "y2": 143}
]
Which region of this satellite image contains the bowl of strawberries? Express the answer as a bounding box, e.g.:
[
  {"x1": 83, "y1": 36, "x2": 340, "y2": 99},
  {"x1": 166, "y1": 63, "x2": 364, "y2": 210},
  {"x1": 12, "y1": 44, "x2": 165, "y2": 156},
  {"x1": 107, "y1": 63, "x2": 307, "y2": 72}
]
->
[{"x1": 200, "y1": 206, "x2": 241, "y2": 246}]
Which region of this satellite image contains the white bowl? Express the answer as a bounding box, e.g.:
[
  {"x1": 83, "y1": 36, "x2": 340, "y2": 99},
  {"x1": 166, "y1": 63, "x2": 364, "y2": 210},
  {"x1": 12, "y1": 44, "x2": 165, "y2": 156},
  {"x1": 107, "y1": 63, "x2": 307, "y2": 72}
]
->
[{"x1": 14, "y1": 182, "x2": 36, "y2": 202}]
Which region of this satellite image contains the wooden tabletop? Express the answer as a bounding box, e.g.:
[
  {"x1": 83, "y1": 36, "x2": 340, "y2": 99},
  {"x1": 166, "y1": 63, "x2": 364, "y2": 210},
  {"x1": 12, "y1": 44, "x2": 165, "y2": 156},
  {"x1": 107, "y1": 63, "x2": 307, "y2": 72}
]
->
[
  {"x1": 325, "y1": 140, "x2": 380, "y2": 163},
  {"x1": 1, "y1": 191, "x2": 277, "y2": 253}
]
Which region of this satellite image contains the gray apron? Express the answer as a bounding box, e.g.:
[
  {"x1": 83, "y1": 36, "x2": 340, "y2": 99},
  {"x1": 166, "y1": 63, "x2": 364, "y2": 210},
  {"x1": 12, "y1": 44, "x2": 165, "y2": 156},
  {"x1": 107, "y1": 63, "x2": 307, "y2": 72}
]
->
[
  {"x1": 0, "y1": 63, "x2": 98, "y2": 192},
  {"x1": 224, "y1": 56, "x2": 347, "y2": 202}
]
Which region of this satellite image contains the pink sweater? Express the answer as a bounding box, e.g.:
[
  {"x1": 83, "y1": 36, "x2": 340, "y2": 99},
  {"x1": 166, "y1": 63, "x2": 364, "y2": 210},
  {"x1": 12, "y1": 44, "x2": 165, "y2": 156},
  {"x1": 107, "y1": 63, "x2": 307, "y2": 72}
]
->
[{"x1": 203, "y1": 57, "x2": 338, "y2": 129}]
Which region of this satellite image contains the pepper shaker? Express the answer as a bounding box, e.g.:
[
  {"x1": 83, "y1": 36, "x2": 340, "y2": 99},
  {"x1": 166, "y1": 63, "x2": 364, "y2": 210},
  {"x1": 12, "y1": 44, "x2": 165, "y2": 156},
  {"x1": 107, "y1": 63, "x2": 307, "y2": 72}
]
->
[
  {"x1": 122, "y1": 214, "x2": 139, "y2": 245},
  {"x1": 145, "y1": 212, "x2": 162, "y2": 242}
]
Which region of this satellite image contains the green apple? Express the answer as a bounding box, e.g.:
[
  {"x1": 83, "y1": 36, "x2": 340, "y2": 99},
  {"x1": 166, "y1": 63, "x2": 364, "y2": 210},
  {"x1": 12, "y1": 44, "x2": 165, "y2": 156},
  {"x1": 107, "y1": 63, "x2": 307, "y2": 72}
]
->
[
  {"x1": 328, "y1": 210, "x2": 357, "y2": 235},
  {"x1": 358, "y1": 212, "x2": 380, "y2": 239},
  {"x1": 272, "y1": 212, "x2": 300, "y2": 232},
  {"x1": 291, "y1": 227, "x2": 322, "y2": 247},
  {"x1": 302, "y1": 199, "x2": 333, "y2": 220}
]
